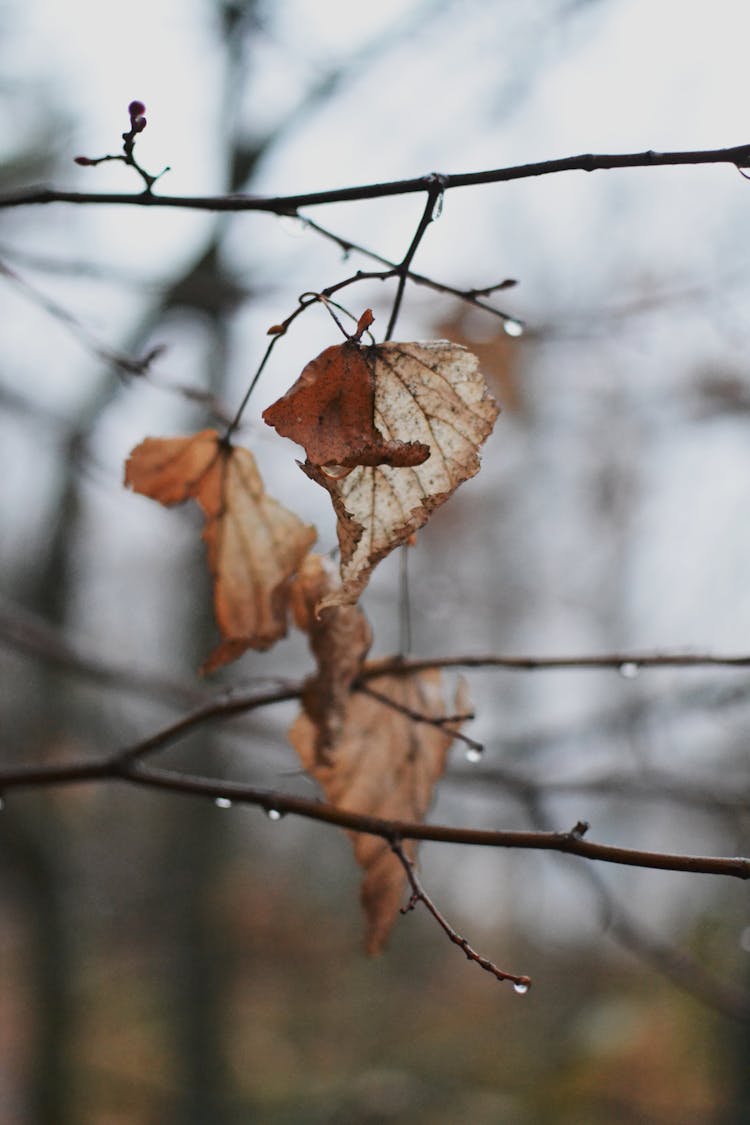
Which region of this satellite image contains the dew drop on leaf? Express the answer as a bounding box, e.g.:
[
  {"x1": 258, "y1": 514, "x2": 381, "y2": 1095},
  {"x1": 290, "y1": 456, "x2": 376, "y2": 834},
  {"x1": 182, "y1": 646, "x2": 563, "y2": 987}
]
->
[{"x1": 320, "y1": 464, "x2": 353, "y2": 481}]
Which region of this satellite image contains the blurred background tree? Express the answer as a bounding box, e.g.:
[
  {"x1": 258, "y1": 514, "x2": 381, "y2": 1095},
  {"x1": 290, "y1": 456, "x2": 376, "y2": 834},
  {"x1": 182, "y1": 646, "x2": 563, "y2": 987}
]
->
[{"x1": 2, "y1": 1, "x2": 750, "y2": 1122}]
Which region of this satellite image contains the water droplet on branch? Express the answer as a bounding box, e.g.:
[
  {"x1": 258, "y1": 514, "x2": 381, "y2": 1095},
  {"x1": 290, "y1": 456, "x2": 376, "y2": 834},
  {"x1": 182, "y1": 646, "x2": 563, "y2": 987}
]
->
[
  {"x1": 513, "y1": 980, "x2": 530, "y2": 995},
  {"x1": 279, "y1": 215, "x2": 305, "y2": 238},
  {"x1": 618, "y1": 662, "x2": 641, "y2": 679},
  {"x1": 214, "y1": 797, "x2": 233, "y2": 809},
  {"x1": 266, "y1": 807, "x2": 283, "y2": 821},
  {"x1": 465, "y1": 746, "x2": 483, "y2": 764},
  {"x1": 503, "y1": 318, "x2": 524, "y2": 338}
]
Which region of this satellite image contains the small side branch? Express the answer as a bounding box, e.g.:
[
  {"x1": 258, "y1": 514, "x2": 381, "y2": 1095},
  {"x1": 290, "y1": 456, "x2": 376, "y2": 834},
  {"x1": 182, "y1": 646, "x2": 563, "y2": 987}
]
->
[
  {"x1": 299, "y1": 214, "x2": 520, "y2": 328},
  {"x1": 356, "y1": 681, "x2": 484, "y2": 757},
  {"x1": 391, "y1": 839, "x2": 530, "y2": 991},
  {"x1": 74, "y1": 101, "x2": 169, "y2": 194}
]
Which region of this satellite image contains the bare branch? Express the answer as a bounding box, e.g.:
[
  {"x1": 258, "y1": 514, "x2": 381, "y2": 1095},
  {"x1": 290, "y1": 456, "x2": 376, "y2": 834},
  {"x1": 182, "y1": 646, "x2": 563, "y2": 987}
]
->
[
  {"x1": 366, "y1": 650, "x2": 750, "y2": 674},
  {"x1": 4, "y1": 142, "x2": 750, "y2": 214},
  {"x1": 1, "y1": 757, "x2": 747, "y2": 881},
  {"x1": 451, "y1": 763, "x2": 750, "y2": 815}
]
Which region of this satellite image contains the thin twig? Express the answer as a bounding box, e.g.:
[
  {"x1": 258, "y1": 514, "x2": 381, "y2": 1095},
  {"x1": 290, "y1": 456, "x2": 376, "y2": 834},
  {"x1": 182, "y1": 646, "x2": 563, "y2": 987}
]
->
[
  {"x1": 519, "y1": 794, "x2": 750, "y2": 1022},
  {"x1": 299, "y1": 214, "x2": 520, "y2": 327},
  {"x1": 398, "y1": 545, "x2": 412, "y2": 657},
  {"x1": 384, "y1": 174, "x2": 446, "y2": 340},
  {"x1": 5, "y1": 142, "x2": 750, "y2": 213},
  {"x1": 74, "y1": 100, "x2": 169, "y2": 194},
  {"x1": 0, "y1": 258, "x2": 163, "y2": 377},
  {"x1": 0, "y1": 598, "x2": 207, "y2": 709},
  {"x1": 356, "y1": 681, "x2": 484, "y2": 757},
  {"x1": 390, "y1": 839, "x2": 530, "y2": 990},
  {"x1": 451, "y1": 763, "x2": 750, "y2": 814}
]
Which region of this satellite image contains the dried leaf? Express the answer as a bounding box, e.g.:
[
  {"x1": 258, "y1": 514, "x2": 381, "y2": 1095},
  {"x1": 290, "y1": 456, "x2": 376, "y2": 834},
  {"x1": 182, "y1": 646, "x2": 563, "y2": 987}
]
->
[
  {"x1": 263, "y1": 337, "x2": 430, "y2": 471},
  {"x1": 124, "y1": 429, "x2": 316, "y2": 671},
  {"x1": 321, "y1": 342, "x2": 498, "y2": 607},
  {"x1": 290, "y1": 670, "x2": 469, "y2": 952},
  {"x1": 290, "y1": 554, "x2": 372, "y2": 762}
]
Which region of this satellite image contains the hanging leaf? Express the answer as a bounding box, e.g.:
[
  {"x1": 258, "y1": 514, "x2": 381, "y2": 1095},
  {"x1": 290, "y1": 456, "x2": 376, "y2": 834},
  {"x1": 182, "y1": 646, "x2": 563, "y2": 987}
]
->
[
  {"x1": 262, "y1": 311, "x2": 430, "y2": 471},
  {"x1": 264, "y1": 328, "x2": 499, "y2": 608},
  {"x1": 290, "y1": 553, "x2": 372, "y2": 762},
  {"x1": 124, "y1": 429, "x2": 316, "y2": 671},
  {"x1": 290, "y1": 669, "x2": 470, "y2": 952}
]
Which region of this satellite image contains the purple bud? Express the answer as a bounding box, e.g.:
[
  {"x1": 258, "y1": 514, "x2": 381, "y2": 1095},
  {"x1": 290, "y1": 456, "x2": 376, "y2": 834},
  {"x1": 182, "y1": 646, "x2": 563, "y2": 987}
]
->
[
  {"x1": 74, "y1": 155, "x2": 93, "y2": 166},
  {"x1": 132, "y1": 116, "x2": 147, "y2": 133},
  {"x1": 128, "y1": 100, "x2": 146, "y2": 118}
]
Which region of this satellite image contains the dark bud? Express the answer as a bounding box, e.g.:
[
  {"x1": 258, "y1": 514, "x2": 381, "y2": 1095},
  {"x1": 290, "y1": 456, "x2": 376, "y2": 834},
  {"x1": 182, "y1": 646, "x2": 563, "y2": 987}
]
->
[
  {"x1": 74, "y1": 155, "x2": 93, "y2": 165},
  {"x1": 132, "y1": 116, "x2": 147, "y2": 133},
  {"x1": 128, "y1": 100, "x2": 146, "y2": 117}
]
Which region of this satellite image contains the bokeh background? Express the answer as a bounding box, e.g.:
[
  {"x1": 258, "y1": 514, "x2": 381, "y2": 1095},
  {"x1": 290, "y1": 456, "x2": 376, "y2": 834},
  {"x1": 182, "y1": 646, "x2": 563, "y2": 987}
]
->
[{"x1": 2, "y1": 1, "x2": 750, "y2": 1121}]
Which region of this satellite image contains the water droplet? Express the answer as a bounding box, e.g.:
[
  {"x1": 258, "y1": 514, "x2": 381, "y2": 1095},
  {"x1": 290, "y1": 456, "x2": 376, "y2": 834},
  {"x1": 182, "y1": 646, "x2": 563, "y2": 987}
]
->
[
  {"x1": 320, "y1": 463, "x2": 352, "y2": 481},
  {"x1": 279, "y1": 214, "x2": 305, "y2": 237},
  {"x1": 618, "y1": 662, "x2": 640, "y2": 680},
  {"x1": 431, "y1": 191, "x2": 444, "y2": 220},
  {"x1": 465, "y1": 746, "x2": 483, "y2": 764},
  {"x1": 266, "y1": 807, "x2": 283, "y2": 821},
  {"x1": 503, "y1": 318, "x2": 524, "y2": 338},
  {"x1": 513, "y1": 980, "x2": 530, "y2": 995},
  {"x1": 214, "y1": 797, "x2": 233, "y2": 809},
  {"x1": 740, "y1": 925, "x2": 750, "y2": 953}
]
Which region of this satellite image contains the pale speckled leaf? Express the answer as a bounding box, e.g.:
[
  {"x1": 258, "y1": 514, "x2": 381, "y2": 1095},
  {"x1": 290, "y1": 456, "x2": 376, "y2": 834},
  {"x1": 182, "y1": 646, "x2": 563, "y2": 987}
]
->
[{"x1": 303, "y1": 341, "x2": 499, "y2": 608}]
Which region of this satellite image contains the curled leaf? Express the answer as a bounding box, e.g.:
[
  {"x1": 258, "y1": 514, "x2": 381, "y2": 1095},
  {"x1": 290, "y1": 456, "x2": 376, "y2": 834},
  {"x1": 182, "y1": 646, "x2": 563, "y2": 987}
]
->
[
  {"x1": 290, "y1": 554, "x2": 372, "y2": 762},
  {"x1": 301, "y1": 340, "x2": 499, "y2": 607},
  {"x1": 263, "y1": 336, "x2": 430, "y2": 471},
  {"x1": 124, "y1": 429, "x2": 316, "y2": 671},
  {"x1": 290, "y1": 669, "x2": 469, "y2": 952}
]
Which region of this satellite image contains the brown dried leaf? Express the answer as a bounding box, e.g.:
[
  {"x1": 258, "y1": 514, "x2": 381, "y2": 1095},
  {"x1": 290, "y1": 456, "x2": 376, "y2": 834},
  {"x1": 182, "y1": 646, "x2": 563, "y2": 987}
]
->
[
  {"x1": 263, "y1": 336, "x2": 430, "y2": 471},
  {"x1": 124, "y1": 428, "x2": 316, "y2": 671},
  {"x1": 290, "y1": 554, "x2": 372, "y2": 762},
  {"x1": 311, "y1": 342, "x2": 498, "y2": 607},
  {"x1": 290, "y1": 670, "x2": 469, "y2": 952}
]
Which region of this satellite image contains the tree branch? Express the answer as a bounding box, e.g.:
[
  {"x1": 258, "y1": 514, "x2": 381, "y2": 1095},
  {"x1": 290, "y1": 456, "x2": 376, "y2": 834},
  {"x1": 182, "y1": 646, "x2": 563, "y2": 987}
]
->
[
  {"x1": 4, "y1": 142, "x2": 750, "y2": 214},
  {"x1": 1, "y1": 757, "x2": 747, "y2": 881},
  {"x1": 366, "y1": 650, "x2": 750, "y2": 674}
]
